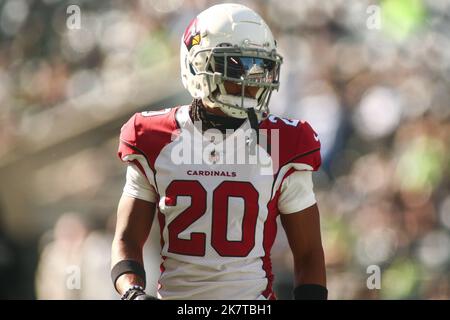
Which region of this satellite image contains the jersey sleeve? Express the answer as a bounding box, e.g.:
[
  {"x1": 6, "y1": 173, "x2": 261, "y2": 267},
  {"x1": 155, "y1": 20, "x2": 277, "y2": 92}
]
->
[
  {"x1": 266, "y1": 119, "x2": 322, "y2": 213},
  {"x1": 285, "y1": 120, "x2": 321, "y2": 171},
  {"x1": 117, "y1": 113, "x2": 157, "y2": 192},
  {"x1": 118, "y1": 113, "x2": 141, "y2": 162},
  {"x1": 123, "y1": 163, "x2": 158, "y2": 203},
  {"x1": 278, "y1": 170, "x2": 317, "y2": 214},
  {"x1": 117, "y1": 108, "x2": 179, "y2": 195},
  {"x1": 276, "y1": 121, "x2": 321, "y2": 213},
  {"x1": 261, "y1": 116, "x2": 322, "y2": 173}
]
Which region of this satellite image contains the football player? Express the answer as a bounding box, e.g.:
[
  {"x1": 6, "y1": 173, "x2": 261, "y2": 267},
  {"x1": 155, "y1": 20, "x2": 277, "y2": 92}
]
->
[{"x1": 111, "y1": 3, "x2": 327, "y2": 300}]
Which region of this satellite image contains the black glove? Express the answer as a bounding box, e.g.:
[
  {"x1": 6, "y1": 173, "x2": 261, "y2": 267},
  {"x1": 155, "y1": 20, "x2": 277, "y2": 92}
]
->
[{"x1": 121, "y1": 285, "x2": 158, "y2": 300}]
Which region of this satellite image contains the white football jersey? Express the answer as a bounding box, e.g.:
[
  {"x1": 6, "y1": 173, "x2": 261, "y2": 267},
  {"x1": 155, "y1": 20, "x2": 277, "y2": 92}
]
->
[{"x1": 118, "y1": 105, "x2": 321, "y2": 300}]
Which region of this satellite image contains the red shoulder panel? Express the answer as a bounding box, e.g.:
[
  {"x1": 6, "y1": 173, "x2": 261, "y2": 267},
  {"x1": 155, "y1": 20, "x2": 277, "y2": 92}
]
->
[
  {"x1": 259, "y1": 115, "x2": 321, "y2": 171},
  {"x1": 117, "y1": 108, "x2": 180, "y2": 170}
]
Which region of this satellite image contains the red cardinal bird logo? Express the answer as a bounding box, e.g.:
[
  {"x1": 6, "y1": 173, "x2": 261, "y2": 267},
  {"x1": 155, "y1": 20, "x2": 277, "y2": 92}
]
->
[{"x1": 183, "y1": 17, "x2": 201, "y2": 50}]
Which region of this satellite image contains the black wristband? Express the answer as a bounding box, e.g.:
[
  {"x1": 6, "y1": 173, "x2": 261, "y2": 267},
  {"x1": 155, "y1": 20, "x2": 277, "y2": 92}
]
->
[
  {"x1": 111, "y1": 260, "x2": 146, "y2": 291},
  {"x1": 293, "y1": 284, "x2": 328, "y2": 300}
]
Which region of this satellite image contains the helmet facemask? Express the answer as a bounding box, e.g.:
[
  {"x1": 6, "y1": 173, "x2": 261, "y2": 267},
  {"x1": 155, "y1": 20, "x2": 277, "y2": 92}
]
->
[{"x1": 190, "y1": 44, "x2": 283, "y2": 120}]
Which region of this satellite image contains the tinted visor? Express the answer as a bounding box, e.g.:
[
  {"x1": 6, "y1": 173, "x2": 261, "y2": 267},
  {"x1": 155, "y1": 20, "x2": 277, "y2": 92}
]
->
[{"x1": 212, "y1": 55, "x2": 277, "y2": 83}]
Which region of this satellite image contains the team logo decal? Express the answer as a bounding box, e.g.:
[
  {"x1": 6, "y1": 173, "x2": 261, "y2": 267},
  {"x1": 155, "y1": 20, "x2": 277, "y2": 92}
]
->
[
  {"x1": 183, "y1": 17, "x2": 201, "y2": 50},
  {"x1": 209, "y1": 149, "x2": 220, "y2": 164}
]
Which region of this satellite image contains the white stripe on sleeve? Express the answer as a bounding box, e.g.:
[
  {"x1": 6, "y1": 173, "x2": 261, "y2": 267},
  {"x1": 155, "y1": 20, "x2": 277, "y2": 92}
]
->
[
  {"x1": 278, "y1": 170, "x2": 316, "y2": 214},
  {"x1": 122, "y1": 163, "x2": 157, "y2": 203}
]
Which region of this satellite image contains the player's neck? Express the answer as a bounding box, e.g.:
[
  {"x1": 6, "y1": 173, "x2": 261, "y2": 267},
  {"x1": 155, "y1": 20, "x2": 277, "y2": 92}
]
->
[{"x1": 189, "y1": 99, "x2": 246, "y2": 134}]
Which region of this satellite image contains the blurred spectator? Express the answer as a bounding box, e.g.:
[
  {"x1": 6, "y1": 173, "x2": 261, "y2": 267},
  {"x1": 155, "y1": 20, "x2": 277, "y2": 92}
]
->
[
  {"x1": 79, "y1": 215, "x2": 116, "y2": 300},
  {"x1": 35, "y1": 212, "x2": 88, "y2": 299}
]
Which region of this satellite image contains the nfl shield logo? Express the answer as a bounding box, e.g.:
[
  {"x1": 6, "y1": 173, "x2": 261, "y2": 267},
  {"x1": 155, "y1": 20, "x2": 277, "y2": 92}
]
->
[{"x1": 209, "y1": 150, "x2": 220, "y2": 164}]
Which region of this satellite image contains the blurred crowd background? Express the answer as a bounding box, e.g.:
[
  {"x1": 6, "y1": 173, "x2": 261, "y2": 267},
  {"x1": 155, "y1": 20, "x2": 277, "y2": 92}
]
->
[{"x1": 0, "y1": 0, "x2": 449, "y2": 299}]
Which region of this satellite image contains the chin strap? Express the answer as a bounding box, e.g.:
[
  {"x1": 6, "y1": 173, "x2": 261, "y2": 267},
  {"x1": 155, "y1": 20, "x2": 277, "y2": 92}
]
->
[
  {"x1": 208, "y1": 93, "x2": 257, "y2": 119},
  {"x1": 190, "y1": 99, "x2": 245, "y2": 134},
  {"x1": 247, "y1": 107, "x2": 259, "y2": 156}
]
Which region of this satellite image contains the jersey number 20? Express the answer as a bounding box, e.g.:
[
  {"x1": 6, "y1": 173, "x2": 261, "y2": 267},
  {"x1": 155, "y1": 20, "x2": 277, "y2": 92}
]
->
[{"x1": 166, "y1": 180, "x2": 259, "y2": 257}]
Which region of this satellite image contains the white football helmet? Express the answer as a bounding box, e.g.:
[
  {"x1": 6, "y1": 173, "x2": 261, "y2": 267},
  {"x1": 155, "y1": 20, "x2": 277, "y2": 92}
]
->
[{"x1": 180, "y1": 3, "x2": 283, "y2": 119}]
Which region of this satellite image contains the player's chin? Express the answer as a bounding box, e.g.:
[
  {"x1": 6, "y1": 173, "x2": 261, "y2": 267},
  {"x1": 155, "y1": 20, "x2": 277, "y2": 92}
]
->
[
  {"x1": 223, "y1": 82, "x2": 258, "y2": 98},
  {"x1": 225, "y1": 90, "x2": 258, "y2": 99}
]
